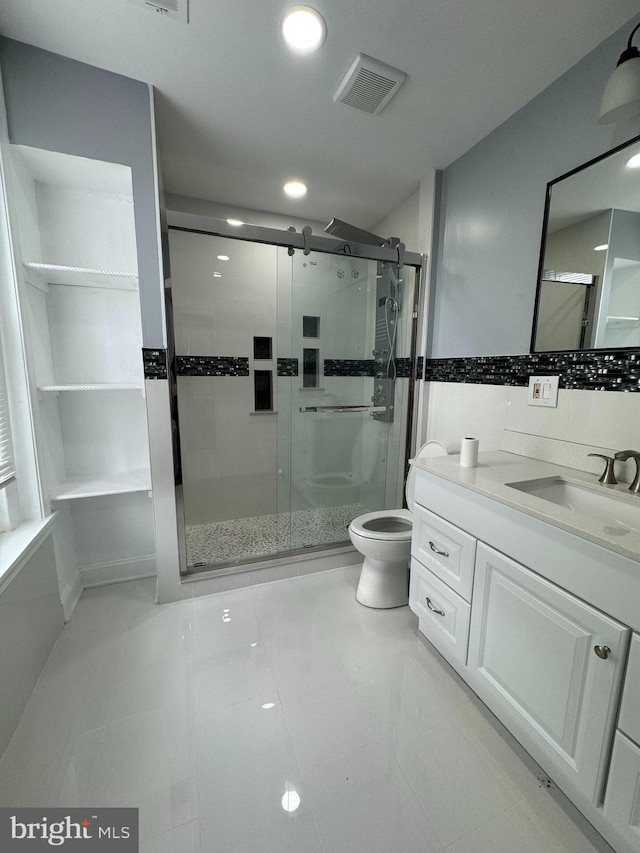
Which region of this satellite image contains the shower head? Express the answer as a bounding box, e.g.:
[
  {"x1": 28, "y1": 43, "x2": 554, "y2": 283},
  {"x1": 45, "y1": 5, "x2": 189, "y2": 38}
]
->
[{"x1": 324, "y1": 218, "x2": 387, "y2": 247}]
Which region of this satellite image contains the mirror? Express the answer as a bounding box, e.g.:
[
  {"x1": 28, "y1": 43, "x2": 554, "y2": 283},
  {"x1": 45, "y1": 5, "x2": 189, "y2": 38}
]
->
[{"x1": 532, "y1": 134, "x2": 640, "y2": 352}]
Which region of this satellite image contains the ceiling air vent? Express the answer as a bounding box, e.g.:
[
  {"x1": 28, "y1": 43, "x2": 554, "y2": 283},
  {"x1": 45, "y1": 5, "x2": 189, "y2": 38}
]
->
[
  {"x1": 333, "y1": 54, "x2": 406, "y2": 116},
  {"x1": 128, "y1": 0, "x2": 188, "y2": 23}
]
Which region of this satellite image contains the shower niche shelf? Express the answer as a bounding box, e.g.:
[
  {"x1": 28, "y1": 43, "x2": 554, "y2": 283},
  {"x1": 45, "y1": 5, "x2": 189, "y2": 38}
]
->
[{"x1": 11, "y1": 144, "x2": 155, "y2": 594}]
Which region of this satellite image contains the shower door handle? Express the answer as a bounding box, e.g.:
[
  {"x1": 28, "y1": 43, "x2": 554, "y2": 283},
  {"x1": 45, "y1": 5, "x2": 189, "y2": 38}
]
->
[{"x1": 299, "y1": 405, "x2": 387, "y2": 413}]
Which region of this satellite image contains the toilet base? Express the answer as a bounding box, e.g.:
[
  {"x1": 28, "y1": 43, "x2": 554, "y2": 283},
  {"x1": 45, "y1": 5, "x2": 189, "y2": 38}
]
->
[{"x1": 355, "y1": 556, "x2": 409, "y2": 609}]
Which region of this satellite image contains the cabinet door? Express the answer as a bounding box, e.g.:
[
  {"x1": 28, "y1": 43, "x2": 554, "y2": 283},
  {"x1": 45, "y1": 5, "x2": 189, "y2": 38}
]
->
[
  {"x1": 469, "y1": 543, "x2": 629, "y2": 802},
  {"x1": 605, "y1": 732, "x2": 640, "y2": 851}
]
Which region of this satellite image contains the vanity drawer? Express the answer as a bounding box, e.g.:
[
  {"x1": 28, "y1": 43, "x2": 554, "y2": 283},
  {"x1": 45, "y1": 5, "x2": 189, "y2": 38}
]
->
[
  {"x1": 604, "y1": 732, "x2": 640, "y2": 851},
  {"x1": 618, "y1": 633, "x2": 640, "y2": 746},
  {"x1": 412, "y1": 504, "x2": 476, "y2": 601},
  {"x1": 410, "y1": 558, "x2": 471, "y2": 665}
]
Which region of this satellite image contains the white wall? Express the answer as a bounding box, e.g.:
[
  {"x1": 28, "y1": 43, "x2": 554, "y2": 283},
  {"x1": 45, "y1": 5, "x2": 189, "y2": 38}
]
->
[{"x1": 425, "y1": 381, "x2": 640, "y2": 481}]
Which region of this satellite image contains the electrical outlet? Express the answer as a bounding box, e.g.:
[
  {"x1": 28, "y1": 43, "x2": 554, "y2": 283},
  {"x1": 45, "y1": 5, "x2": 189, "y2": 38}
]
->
[{"x1": 528, "y1": 375, "x2": 559, "y2": 407}]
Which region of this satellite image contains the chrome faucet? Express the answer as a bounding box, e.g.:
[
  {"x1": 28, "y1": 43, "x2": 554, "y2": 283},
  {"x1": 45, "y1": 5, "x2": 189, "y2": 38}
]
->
[{"x1": 614, "y1": 450, "x2": 640, "y2": 494}]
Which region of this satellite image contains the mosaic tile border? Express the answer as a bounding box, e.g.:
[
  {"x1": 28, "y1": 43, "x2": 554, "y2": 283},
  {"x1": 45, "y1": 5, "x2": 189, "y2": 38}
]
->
[
  {"x1": 174, "y1": 355, "x2": 416, "y2": 379},
  {"x1": 143, "y1": 348, "x2": 168, "y2": 380},
  {"x1": 277, "y1": 358, "x2": 298, "y2": 377},
  {"x1": 324, "y1": 359, "x2": 375, "y2": 377},
  {"x1": 424, "y1": 350, "x2": 640, "y2": 392},
  {"x1": 395, "y1": 358, "x2": 415, "y2": 379},
  {"x1": 177, "y1": 355, "x2": 250, "y2": 377}
]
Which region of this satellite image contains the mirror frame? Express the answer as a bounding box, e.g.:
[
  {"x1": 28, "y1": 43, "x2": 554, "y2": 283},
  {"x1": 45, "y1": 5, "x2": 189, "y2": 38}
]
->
[{"x1": 530, "y1": 131, "x2": 640, "y2": 354}]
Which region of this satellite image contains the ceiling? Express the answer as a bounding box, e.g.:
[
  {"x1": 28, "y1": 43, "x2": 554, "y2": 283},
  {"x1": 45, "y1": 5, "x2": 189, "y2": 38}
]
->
[{"x1": 0, "y1": 0, "x2": 638, "y2": 229}]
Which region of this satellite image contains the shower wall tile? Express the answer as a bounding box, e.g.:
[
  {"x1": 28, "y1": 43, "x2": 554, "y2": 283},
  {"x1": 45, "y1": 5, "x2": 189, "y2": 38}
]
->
[
  {"x1": 424, "y1": 350, "x2": 640, "y2": 392},
  {"x1": 174, "y1": 357, "x2": 422, "y2": 380},
  {"x1": 395, "y1": 358, "x2": 414, "y2": 379},
  {"x1": 177, "y1": 356, "x2": 250, "y2": 377},
  {"x1": 143, "y1": 348, "x2": 168, "y2": 379},
  {"x1": 277, "y1": 358, "x2": 298, "y2": 377},
  {"x1": 324, "y1": 359, "x2": 375, "y2": 377}
]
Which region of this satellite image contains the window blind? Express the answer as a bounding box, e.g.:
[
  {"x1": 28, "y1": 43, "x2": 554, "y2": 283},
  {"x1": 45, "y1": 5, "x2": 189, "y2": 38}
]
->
[{"x1": 0, "y1": 338, "x2": 15, "y2": 487}]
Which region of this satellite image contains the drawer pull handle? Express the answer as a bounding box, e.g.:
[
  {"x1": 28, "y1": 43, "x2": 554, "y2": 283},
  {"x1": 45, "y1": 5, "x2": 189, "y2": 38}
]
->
[
  {"x1": 426, "y1": 597, "x2": 445, "y2": 617},
  {"x1": 594, "y1": 645, "x2": 611, "y2": 660},
  {"x1": 428, "y1": 541, "x2": 449, "y2": 558}
]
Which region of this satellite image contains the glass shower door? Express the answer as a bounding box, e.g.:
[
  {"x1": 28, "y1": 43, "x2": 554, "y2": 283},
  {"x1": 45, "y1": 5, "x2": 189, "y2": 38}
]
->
[
  {"x1": 169, "y1": 222, "x2": 415, "y2": 571},
  {"x1": 278, "y1": 248, "x2": 401, "y2": 551}
]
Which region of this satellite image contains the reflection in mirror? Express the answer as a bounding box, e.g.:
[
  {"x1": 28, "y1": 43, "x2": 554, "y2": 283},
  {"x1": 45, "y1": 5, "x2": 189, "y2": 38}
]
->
[{"x1": 532, "y1": 135, "x2": 640, "y2": 352}]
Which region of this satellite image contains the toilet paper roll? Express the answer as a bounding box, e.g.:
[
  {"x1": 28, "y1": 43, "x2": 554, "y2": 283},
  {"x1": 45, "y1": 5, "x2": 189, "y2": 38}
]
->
[{"x1": 460, "y1": 437, "x2": 479, "y2": 468}]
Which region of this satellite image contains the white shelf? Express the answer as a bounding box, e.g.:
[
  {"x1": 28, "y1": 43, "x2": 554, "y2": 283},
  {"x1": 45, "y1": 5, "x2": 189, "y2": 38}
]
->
[
  {"x1": 24, "y1": 263, "x2": 138, "y2": 290},
  {"x1": 38, "y1": 384, "x2": 143, "y2": 392},
  {"x1": 50, "y1": 469, "x2": 151, "y2": 501}
]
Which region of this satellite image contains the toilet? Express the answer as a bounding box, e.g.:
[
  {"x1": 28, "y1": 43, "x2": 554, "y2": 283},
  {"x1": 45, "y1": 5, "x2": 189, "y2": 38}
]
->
[{"x1": 348, "y1": 441, "x2": 449, "y2": 608}]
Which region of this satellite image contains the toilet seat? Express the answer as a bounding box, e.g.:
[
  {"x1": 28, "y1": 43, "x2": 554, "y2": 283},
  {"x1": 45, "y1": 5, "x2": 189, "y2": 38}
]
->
[
  {"x1": 348, "y1": 440, "x2": 448, "y2": 542},
  {"x1": 348, "y1": 509, "x2": 412, "y2": 541}
]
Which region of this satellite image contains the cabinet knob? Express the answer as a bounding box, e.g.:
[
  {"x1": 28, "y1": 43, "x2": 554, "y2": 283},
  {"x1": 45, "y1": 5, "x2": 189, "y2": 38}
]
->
[
  {"x1": 426, "y1": 597, "x2": 445, "y2": 617},
  {"x1": 594, "y1": 645, "x2": 611, "y2": 660},
  {"x1": 428, "y1": 541, "x2": 449, "y2": 558}
]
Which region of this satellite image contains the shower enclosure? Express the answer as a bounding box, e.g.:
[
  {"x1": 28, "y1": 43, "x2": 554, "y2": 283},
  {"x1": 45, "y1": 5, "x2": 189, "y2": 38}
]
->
[{"x1": 166, "y1": 213, "x2": 423, "y2": 574}]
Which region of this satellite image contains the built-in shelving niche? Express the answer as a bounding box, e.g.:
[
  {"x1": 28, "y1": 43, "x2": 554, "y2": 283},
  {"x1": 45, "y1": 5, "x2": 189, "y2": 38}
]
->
[{"x1": 11, "y1": 145, "x2": 155, "y2": 612}]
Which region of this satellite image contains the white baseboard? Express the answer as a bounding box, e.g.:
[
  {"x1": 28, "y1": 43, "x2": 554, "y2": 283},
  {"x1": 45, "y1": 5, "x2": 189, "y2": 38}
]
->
[
  {"x1": 79, "y1": 555, "x2": 156, "y2": 588},
  {"x1": 60, "y1": 571, "x2": 83, "y2": 622}
]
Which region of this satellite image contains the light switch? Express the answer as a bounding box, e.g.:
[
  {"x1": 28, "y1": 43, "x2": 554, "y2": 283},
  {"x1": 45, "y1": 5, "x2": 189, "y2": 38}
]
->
[{"x1": 528, "y1": 375, "x2": 559, "y2": 407}]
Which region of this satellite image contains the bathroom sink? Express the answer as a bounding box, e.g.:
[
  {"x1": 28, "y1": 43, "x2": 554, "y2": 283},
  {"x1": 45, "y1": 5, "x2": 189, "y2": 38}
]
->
[{"x1": 506, "y1": 476, "x2": 640, "y2": 533}]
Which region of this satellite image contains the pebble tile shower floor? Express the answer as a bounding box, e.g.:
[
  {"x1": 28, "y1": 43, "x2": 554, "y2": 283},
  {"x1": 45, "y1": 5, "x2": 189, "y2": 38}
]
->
[
  {"x1": 0, "y1": 568, "x2": 614, "y2": 852},
  {"x1": 186, "y1": 503, "x2": 366, "y2": 565}
]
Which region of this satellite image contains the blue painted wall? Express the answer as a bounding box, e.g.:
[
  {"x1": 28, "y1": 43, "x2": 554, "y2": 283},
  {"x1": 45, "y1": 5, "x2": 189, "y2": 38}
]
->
[
  {"x1": 0, "y1": 37, "x2": 164, "y2": 347},
  {"x1": 430, "y1": 15, "x2": 640, "y2": 358}
]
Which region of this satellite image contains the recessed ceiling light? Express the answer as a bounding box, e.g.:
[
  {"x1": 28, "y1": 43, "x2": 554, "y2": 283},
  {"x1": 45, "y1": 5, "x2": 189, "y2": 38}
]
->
[
  {"x1": 281, "y1": 6, "x2": 326, "y2": 53},
  {"x1": 227, "y1": 218, "x2": 244, "y2": 226},
  {"x1": 281, "y1": 790, "x2": 301, "y2": 813},
  {"x1": 283, "y1": 180, "x2": 307, "y2": 198},
  {"x1": 217, "y1": 255, "x2": 230, "y2": 261},
  {"x1": 626, "y1": 152, "x2": 640, "y2": 169},
  {"x1": 594, "y1": 244, "x2": 609, "y2": 251},
  {"x1": 213, "y1": 272, "x2": 222, "y2": 278}
]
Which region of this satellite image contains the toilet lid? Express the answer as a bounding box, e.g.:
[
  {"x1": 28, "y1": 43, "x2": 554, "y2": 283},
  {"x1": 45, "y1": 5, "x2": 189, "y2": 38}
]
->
[{"x1": 405, "y1": 440, "x2": 448, "y2": 509}]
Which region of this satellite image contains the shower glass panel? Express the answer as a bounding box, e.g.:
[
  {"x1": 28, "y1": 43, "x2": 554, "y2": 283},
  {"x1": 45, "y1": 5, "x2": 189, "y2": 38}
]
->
[
  {"x1": 279, "y1": 249, "x2": 400, "y2": 550},
  {"x1": 169, "y1": 224, "x2": 416, "y2": 571}
]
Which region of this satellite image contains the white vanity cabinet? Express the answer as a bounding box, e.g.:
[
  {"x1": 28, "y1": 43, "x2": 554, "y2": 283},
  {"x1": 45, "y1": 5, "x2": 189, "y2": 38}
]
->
[
  {"x1": 469, "y1": 543, "x2": 628, "y2": 803},
  {"x1": 605, "y1": 634, "x2": 640, "y2": 850},
  {"x1": 409, "y1": 457, "x2": 640, "y2": 853}
]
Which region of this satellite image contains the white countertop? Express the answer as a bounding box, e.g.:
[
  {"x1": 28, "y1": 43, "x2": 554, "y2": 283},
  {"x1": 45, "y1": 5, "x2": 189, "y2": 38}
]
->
[{"x1": 411, "y1": 450, "x2": 640, "y2": 563}]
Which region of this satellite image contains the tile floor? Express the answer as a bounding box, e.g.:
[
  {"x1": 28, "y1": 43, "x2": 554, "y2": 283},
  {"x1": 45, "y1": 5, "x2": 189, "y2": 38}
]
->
[{"x1": 0, "y1": 566, "x2": 615, "y2": 852}]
